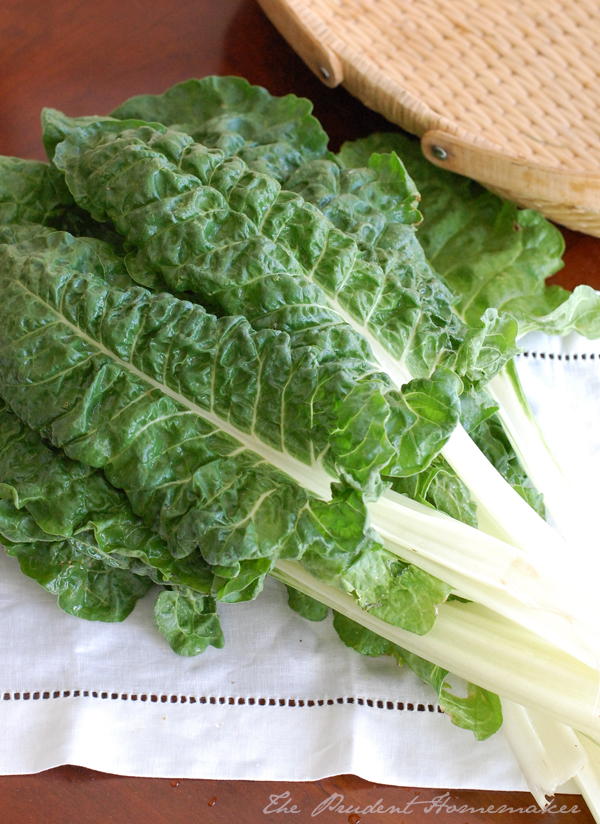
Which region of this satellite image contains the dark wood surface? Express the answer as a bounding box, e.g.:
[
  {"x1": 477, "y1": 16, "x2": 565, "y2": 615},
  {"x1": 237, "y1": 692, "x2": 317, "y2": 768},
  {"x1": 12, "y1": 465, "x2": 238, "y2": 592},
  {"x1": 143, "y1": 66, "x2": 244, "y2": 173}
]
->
[{"x1": 0, "y1": 1, "x2": 597, "y2": 821}]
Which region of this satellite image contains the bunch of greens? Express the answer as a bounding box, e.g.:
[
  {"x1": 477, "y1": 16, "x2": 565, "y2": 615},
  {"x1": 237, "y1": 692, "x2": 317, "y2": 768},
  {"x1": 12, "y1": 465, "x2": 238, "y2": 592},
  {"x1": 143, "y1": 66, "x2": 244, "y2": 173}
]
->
[{"x1": 1, "y1": 76, "x2": 599, "y2": 750}]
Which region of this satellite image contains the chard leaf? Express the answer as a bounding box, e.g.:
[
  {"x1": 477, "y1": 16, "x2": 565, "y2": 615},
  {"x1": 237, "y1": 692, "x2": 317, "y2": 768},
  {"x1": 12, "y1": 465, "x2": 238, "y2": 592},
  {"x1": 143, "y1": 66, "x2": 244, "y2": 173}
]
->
[
  {"x1": 297, "y1": 484, "x2": 452, "y2": 633},
  {"x1": 45, "y1": 114, "x2": 474, "y2": 381},
  {"x1": 285, "y1": 151, "x2": 422, "y2": 242},
  {"x1": 287, "y1": 145, "x2": 520, "y2": 385},
  {"x1": 4, "y1": 523, "x2": 152, "y2": 623},
  {"x1": 0, "y1": 499, "x2": 50, "y2": 543},
  {"x1": 45, "y1": 113, "x2": 464, "y2": 495},
  {"x1": 110, "y1": 76, "x2": 329, "y2": 182},
  {"x1": 154, "y1": 587, "x2": 225, "y2": 656},
  {"x1": 332, "y1": 610, "x2": 400, "y2": 658},
  {"x1": 337, "y1": 133, "x2": 600, "y2": 340},
  {"x1": 332, "y1": 611, "x2": 502, "y2": 740},
  {"x1": 390, "y1": 457, "x2": 478, "y2": 528},
  {"x1": 298, "y1": 137, "x2": 541, "y2": 516},
  {"x1": 0, "y1": 157, "x2": 66, "y2": 227},
  {"x1": 434, "y1": 680, "x2": 503, "y2": 742},
  {"x1": 0, "y1": 398, "x2": 217, "y2": 590},
  {"x1": 461, "y1": 391, "x2": 545, "y2": 518},
  {"x1": 0, "y1": 156, "x2": 124, "y2": 248},
  {"x1": 0, "y1": 230, "x2": 450, "y2": 634},
  {"x1": 327, "y1": 552, "x2": 449, "y2": 634},
  {"x1": 0, "y1": 223, "x2": 133, "y2": 290},
  {"x1": 501, "y1": 284, "x2": 600, "y2": 338},
  {"x1": 286, "y1": 585, "x2": 329, "y2": 621},
  {"x1": 0, "y1": 401, "x2": 221, "y2": 642}
]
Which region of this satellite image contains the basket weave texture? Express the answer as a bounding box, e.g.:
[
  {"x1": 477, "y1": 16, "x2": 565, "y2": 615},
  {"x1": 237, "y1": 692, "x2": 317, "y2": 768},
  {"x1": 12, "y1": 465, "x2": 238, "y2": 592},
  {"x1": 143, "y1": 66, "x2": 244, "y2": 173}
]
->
[{"x1": 258, "y1": 0, "x2": 600, "y2": 235}]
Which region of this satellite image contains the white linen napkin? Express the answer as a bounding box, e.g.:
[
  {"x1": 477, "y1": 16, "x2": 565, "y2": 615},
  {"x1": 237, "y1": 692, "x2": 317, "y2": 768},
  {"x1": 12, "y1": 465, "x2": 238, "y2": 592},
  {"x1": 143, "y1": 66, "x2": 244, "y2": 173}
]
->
[{"x1": 0, "y1": 332, "x2": 597, "y2": 788}]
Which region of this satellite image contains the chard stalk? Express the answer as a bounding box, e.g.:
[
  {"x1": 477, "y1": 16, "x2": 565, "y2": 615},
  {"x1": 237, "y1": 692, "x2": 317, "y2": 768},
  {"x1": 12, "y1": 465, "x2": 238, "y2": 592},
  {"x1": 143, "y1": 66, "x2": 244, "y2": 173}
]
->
[
  {"x1": 489, "y1": 359, "x2": 599, "y2": 557},
  {"x1": 272, "y1": 560, "x2": 600, "y2": 739},
  {"x1": 369, "y1": 490, "x2": 600, "y2": 668},
  {"x1": 42, "y1": 114, "x2": 598, "y2": 653},
  {"x1": 500, "y1": 700, "x2": 589, "y2": 810},
  {"x1": 576, "y1": 734, "x2": 600, "y2": 823}
]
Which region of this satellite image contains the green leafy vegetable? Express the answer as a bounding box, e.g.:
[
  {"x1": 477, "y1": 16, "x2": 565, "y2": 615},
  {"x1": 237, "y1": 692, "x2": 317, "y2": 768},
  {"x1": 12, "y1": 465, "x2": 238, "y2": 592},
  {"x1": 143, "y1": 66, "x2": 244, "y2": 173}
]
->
[
  {"x1": 0, "y1": 398, "x2": 213, "y2": 587},
  {"x1": 2, "y1": 76, "x2": 597, "y2": 756},
  {"x1": 336, "y1": 132, "x2": 600, "y2": 339},
  {"x1": 286, "y1": 585, "x2": 329, "y2": 621},
  {"x1": 41, "y1": 106, "x2": 578, "y2": 625},
  {"x1": 0, "y1": 228, "x2": 451, "y2": 634},
  {"x1": 45, "y1": 110, "x2": 514, "y2": 388},
  {"x1": 337, "y1": 134, "x2": 598, "y2": 544},
  {"x1": 389, "y1": 456, "x2": 479, "y2": 528},
  {"x1": 1, "y1": 499, "x2": 152, "y2": 622},
  {"x1": 0, "y1": 157, "x2": 66, "y2": 227},
  {"x1": 110, "y1": 76, "x2": 329, "y2": 182},
  {"x1": 44, "y1": 112, "x2": 467, "y2": 498},
  {"x1": 0, "y1": 398, "x2": 223, "y2": 649},
  {"x1": 154, "y1": 587, "x2": 225, "y2": 655},
  {"x1": 0, "y1": 155, "x2": 124, "y2": 248},
  {"x1": 332, "y1": 611, "x2": 503, "y2": 740}
]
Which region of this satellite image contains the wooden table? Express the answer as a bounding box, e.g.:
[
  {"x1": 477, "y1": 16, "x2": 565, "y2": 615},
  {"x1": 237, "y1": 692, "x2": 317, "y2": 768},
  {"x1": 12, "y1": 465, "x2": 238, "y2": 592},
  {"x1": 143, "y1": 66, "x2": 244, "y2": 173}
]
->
[{"x1": 0, "y1": 1, "x2": 597, "y2": 821}]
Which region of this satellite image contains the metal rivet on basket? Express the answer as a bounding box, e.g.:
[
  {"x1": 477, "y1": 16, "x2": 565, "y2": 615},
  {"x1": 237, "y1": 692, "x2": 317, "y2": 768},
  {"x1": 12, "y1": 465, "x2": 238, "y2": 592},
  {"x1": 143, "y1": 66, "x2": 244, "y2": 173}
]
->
[
  {"x1": 431, "y1": 145, "x2": 448, "y2": 161},
  {"x1": 319, "y1": 66, "x2": 330, "y2": 80}
]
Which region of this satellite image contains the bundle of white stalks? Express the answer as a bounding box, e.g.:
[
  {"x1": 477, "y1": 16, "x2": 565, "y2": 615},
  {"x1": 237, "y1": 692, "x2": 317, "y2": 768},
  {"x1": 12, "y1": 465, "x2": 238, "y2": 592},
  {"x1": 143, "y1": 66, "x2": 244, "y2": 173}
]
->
[
  {"x1": 502, "y1": 700, "x2": 600, "y2": 819},
  {"x1": 272, "y1": 561, "x2": 600, "y2": 741}
]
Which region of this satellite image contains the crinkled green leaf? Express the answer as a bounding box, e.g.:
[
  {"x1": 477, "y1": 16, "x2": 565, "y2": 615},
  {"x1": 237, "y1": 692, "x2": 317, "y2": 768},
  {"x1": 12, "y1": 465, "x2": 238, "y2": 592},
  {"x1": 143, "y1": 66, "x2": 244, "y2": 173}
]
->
[
  {"x1": 214, "y1": 557, "x2": 275, "y2": 604},
  {"x1": 0, "y1": 157, "x2": 66, "y2": 227},
  {"x1": 286, "y1": 151, "x2": 422, "y2": 242},
  {"x1": 44, "y1": 114, "x2": 465, "y2": 496},
  {"x1": 0, "y1": 498, "x2": 50, "y2": 543},
  {"x1": 332, "y1": 611, "x2": 502, "y2": 740},
  {"x1": 501, "y1": 284, "x2": 600, "y2": 338},
  {"x1": 0, "y1": 233, "x2": 322, "y2": 568},
  {"x1": 286, "y1": 585, "x2": 330, "y2": 621},
  {"x1": 298, "y1": 136, "x2": 542, "y2": 517},
  {"x1": 287, "y1": 144, "x2": 520, "y2": 384},
  {"x1": 332, "y1": 610, "x2": 401, "y2": 658},
  {"x1": 154, "y1": 587, "x2": 225, "y2": 656},
  {"x1": 0, "y1": 155, "x2": 124, "y2": 250},
  {"x1": 332, "y1": 552, "x2": 450, "y2": 634},
  {"x1": 0, "y1": 416, "x2": 219, "y2": 636},
  {"x1": 337, "y1": 133, "x2": 600, "y2": 340},
  {"x1": 44, "y1": 113, "x2": 482, "y2": 382},
  {"x1": 0, "y1": 229, "x2": 449, "y2": 633},
  {"x1": 461, "y1": 391, "x2": 545, "y2": 518},
  {"x1": 110, "y1": 76, "x2": 329, "y2": 182},
  {"x1": 435, "y1": 679, "x2": 503, "y2": 742},
  {"x1": 298, "y1": 484, "x2": 452, "y2": 633},
  {"x1": 0, "y1": 222, "x2": 133, "y2": 293},
  {"x1": 4, "y1": 523, "x2": 152, "y2": 623},
  {"x1": 390, "y1": 457, "x2": 478, "y2": 529},
  {"x1": 0, "y1": 398, "x2": 218, "y2": 590}
]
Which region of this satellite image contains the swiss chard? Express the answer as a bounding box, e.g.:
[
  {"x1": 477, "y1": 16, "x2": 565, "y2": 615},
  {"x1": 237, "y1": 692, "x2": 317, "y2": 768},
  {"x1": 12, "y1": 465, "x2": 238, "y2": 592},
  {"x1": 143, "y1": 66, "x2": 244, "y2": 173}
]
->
[
  {"x1": 0, "y1": 398, "x2": 222, "y2": 649},
  {"x1": 332, "y1": 610, "x2": 503, "y2": 741},
  {"x1": 0, "y1": 228, "x2": 452, "y2": 634},
  {"x1": 44, "y1": 111, "x2": 512, "y2": 388},
  {"x1": 41, "y1": 106, "x2": 597, "y2": 641},
  {"x1": 335, "y1": 133, "x2": 600, "y2": 548},
  {"x1": 2, "y1": 76, "x2": 599, "y2": 755},
  {"x1": 110, "y1": 76, "x2": 329, "y2": 183}
]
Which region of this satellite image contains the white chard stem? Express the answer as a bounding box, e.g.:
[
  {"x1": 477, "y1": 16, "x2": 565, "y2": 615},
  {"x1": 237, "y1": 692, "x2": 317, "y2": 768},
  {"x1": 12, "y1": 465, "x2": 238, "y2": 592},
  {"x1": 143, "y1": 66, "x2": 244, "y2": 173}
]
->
[
  {"x1": 489, "y1": 362, "x2": 600, "y2": 561},
  {"x1": 272, "y1": 561, "x2": 600, "y2": 739},
  {"x1": 501, "y1": 700, "x2": 589, "y2": 810}
]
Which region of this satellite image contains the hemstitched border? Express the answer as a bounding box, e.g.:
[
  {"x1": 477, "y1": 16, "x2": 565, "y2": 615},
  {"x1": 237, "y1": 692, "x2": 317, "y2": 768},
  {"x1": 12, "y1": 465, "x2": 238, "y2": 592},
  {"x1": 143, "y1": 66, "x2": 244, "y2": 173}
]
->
[
  {"x1": 1, "y1": 690, "x2": 442, "y2": 713},
  {"x1": 520, "y1": 351, "x2": 599, "y2": 361}
]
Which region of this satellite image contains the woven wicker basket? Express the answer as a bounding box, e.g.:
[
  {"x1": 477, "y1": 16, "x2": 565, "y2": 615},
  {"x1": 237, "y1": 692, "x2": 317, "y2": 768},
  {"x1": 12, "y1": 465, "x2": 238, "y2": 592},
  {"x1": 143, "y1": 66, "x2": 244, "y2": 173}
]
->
[{"x1": 258, "y1": 0, "x2": 600, "y2": 236}]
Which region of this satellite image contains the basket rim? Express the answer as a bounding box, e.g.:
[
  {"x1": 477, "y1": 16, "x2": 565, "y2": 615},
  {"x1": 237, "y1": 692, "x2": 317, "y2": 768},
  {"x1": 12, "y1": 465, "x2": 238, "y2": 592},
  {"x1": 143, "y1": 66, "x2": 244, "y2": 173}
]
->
[{"x1": 257, "y1": 0, "x2": 600, "y2": 235}]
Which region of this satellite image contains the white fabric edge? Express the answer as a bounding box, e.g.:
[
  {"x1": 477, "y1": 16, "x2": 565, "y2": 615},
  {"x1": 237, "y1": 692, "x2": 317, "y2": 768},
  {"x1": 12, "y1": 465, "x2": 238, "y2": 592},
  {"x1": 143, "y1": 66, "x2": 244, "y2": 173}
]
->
[{"x1": 0, "y1": 696, "x2": 531, "y2": 789}]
